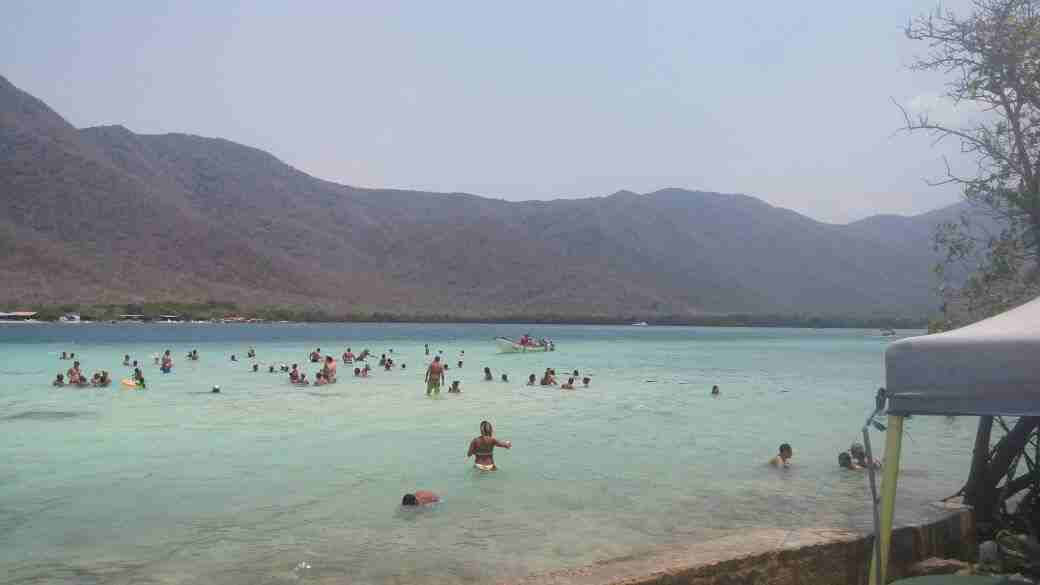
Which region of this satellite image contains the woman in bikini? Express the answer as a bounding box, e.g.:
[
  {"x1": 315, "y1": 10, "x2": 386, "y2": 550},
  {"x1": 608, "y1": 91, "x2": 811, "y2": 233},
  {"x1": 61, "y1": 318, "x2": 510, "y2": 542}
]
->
[{"x1": 467, "y1": 420, "x2": 511, "y2": 471}]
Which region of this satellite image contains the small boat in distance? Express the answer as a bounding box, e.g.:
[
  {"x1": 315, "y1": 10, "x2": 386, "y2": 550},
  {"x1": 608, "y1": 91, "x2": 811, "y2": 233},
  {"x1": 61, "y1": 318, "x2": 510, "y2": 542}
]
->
[
  {"x1": 496, "y1": 337, "x2": 553, "y2": 353},
  {"x1": 631, "y1": 321, "x2": 649, "y2": 326}
]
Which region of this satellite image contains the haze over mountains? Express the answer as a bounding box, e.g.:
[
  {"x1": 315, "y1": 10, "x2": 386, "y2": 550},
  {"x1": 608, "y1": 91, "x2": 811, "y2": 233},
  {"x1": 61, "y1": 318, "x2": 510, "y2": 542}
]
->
[{"x1": 0, "y1": 74, "x2": 956, "y2": 318}]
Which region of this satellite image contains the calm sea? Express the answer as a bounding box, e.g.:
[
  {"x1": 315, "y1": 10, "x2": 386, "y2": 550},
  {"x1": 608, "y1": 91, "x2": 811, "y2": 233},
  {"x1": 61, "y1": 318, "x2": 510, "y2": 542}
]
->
[{"x1": 0, "y1": 323, "x2": 974, "y2": 585}]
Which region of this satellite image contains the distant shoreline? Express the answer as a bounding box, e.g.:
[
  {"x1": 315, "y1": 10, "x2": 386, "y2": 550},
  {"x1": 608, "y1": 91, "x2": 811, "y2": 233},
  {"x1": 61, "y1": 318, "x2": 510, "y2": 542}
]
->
[{"x1": 0, "y1": 303, "x2": 929, "y2": 329}]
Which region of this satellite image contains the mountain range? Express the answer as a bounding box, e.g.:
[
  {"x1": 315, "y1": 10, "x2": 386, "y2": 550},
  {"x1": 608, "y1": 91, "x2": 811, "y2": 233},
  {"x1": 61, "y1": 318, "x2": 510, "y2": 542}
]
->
[{"x1": 0, "y1": 74, "x2": 961, "y2": 318}]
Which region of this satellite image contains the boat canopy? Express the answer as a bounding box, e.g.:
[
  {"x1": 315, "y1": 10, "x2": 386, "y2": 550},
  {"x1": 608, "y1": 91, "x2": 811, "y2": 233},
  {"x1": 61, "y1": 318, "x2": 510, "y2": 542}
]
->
[{"x1": 885, "y1": 295, "x2": 1040, "y2": 417}]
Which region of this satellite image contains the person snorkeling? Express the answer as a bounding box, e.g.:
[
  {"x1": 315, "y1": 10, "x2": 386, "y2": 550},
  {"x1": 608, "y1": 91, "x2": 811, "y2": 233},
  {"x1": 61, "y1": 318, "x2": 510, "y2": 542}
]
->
[{"x1": 467, "y1": 420, "x2": 511, "y2": 471}]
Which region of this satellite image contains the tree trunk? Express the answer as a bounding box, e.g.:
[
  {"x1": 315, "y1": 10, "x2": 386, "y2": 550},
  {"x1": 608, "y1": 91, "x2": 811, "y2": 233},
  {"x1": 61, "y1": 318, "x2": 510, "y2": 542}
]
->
[
  {"x1": 974, "y1": 417, "x2": 1040, "y2": 525},
  {"x1": 964, "y1": 416, "x2": 994, "y2": 508}
]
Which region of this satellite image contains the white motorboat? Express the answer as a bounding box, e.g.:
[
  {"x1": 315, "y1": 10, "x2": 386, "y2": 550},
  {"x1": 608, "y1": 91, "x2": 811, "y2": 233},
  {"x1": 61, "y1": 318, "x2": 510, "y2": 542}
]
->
[{"x1": 495, "y1": 337, "x2": 552, "y2": 353}]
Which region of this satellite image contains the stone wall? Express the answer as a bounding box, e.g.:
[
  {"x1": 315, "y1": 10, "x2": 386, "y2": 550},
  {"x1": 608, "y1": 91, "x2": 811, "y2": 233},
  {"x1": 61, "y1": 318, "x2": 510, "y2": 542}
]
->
[{"x1": 505, "y1": 505, "x2": 975, "y2": 585}]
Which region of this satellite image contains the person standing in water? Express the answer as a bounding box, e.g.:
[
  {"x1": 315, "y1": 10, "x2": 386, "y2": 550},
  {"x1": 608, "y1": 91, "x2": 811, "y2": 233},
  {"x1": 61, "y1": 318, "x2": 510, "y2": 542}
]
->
[
  {"x1": 425, "y1": 356, "x2": 445, "y2": 395},
  {"x1": 467, "y1": 420, "x2": 511, "y2": 471},
  {"x1": 424, "y1": 343, "x2": 430, "y2": 356},
  {"x1": 483, "y1": 367, "x2": 493, "y2": 381},
  {"x1": 133, "y1": 368, "x2": 146, "y2": 389}
]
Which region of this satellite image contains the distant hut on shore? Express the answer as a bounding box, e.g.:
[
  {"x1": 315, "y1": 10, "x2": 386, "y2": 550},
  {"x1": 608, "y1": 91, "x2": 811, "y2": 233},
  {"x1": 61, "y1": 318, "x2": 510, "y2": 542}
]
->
[{"x1": 0, "y1": 311, "x2": 38, "y2": 322}]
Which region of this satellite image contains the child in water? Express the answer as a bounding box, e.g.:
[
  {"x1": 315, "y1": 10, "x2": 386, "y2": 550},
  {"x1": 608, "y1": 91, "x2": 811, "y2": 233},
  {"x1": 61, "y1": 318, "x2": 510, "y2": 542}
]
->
[{"x1": 448, "y1": 380, "x2": 462, "y2": 393}]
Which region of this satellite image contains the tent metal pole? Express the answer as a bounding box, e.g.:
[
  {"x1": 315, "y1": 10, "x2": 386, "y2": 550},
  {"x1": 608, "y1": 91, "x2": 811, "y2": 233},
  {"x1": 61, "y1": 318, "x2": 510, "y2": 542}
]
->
[
  {"x1": 863, "y1": 387, "x2": 887, "y2": 585},
  {"x1": 869, "y1": 415, "x2": 904, "y2": 585},
  {"x1": 864, "y1": 426, "x2": 882, "y2": 585}
]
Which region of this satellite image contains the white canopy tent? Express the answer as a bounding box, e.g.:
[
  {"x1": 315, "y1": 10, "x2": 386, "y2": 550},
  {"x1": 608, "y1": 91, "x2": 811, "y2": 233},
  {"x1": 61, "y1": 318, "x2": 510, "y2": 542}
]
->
[{"x1": 871, "y1": 296, "x2": 1040, "y2": 583}]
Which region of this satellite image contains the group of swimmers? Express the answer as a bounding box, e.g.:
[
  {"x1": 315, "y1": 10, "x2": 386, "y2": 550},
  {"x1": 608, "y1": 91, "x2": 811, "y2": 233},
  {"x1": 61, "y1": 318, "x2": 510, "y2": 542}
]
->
[
  {"x1": 53, "y1": 360, "x2": 112, "y2": 388},
  {"x1": 524, "y1": 368, "x2": 591, "y2": 390},
  {"x1": 765, "y1": 441, "x2": 883, "y2": 470}
]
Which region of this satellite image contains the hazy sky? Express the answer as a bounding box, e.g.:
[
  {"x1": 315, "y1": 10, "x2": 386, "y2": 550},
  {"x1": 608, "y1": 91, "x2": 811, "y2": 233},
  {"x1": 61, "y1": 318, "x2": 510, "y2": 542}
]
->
[{"x1": 2, "y1": 1, "x2": 978, "y2": 222}]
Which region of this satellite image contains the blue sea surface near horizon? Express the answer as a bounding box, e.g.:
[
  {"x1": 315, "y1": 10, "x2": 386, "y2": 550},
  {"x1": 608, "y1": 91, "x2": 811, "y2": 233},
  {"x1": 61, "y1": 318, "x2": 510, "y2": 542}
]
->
[{"x1": 0, "y1": 323, "x2": 974, "y2": 585}]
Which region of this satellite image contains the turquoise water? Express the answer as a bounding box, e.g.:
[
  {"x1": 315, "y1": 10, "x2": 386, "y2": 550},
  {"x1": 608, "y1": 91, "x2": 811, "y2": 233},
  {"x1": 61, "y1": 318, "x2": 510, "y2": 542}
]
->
[{"x1": 0, "y1": 324, "x2": 975, "y2": 585}]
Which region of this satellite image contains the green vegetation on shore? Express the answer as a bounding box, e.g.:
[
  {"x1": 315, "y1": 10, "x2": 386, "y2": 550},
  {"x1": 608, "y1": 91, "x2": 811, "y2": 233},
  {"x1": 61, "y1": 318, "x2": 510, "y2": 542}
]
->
[{"x1": 6, "y1": 301, "x2": 929, "y2": 329}]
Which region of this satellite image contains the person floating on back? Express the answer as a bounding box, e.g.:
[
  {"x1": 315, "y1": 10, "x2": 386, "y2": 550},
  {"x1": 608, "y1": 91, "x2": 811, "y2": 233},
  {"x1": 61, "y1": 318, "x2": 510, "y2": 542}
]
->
[
  {"x1": 769, "y1": 443, "x2": 793, "y2": 467},
  {"x1": 467, "y1": 420, "x2": 511, "y2": 471}
]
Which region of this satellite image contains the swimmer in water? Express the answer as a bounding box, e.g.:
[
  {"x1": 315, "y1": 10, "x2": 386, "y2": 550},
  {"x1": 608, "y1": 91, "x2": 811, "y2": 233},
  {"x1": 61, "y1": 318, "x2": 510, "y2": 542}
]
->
[
  {"x1": 467, "y1": 420, "x2": 511, "y2": 471},
  {"x1": 268, "y1": 365, "x2": 275, "y2": 373},
  {"x1": 53, "y1": 373, "x2": 65, "y2": 386},
  {"x1": 252, "y1": 363, "x2": 259, "y2": 372},
  {"x1": 133, "y1": 368, "x2": 146, "y2": 389},
  {"x1": 448, "y1": 380, "x2": 461, "y2": 393},
  {"x1": 212, "y1": 385, "x2": 220, "y2": 393},
  {"x1": 230, "y1": 354, "x2": 237, "y2": 362},
  {"x1": 60, "y1": 351, "x2": 68, "y2": 360},
  {"x1": 711, "y1": 385, "x2": 720, "y2": 396},
  {"x1": 838, "y1": 452, "x2": 860, "y2": 470},
  {"x1": 354, "y1": 367, "x2": 361, "y2": 377},
  {"x1": 247, "y1": 347, "x2": 256, "y2": 358},
  {"x1": 769, "y1": 443, "x2": 793, "y2": 467},
  {"x1": 848, "y1": 442, "x2": 881, "y2": 469},
  {"x1": 122, "y1": 354, "x2": 130, "y2": 366},
  {"x1": 483, "y1": 367, "x2": 493, "y2": 381},
  {"x1": 527, "y1": 374, "x2": 536, "y2": 386},
  {"x1": 314, "y1": 372, "x2": 327, "y2": 386},
  {"x1": 501, "y1": 373, "x2": 508, "y2": 382},
  {"x1": 424, "y1": 343, "x2": 430, "y2": 356},
  {"x1": 160, "y1": 350, "x2": 173, "y2": 373},
  {"x1": 582, "y1": 376, "x2": 590, "y2": 388},
  {"x1": 561, "y1": 377, "x2": 575, "y2": 390},
  {"x1": 401, "y1": 490, "x2": 439, "y2": 506}
]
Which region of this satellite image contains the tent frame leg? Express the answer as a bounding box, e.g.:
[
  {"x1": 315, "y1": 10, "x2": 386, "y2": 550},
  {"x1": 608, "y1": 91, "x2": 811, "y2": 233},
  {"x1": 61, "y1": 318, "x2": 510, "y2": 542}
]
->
[{"x1": 869, "y1": 415, "x2": 904, "y2": 585}]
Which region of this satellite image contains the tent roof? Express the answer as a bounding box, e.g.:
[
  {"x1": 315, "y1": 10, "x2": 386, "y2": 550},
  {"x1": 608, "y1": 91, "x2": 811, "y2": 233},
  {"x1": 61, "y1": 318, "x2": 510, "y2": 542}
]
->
[{"x1": 885, "y1": 296, "x2": 1040, "y2": 416}]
